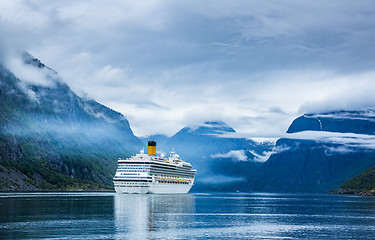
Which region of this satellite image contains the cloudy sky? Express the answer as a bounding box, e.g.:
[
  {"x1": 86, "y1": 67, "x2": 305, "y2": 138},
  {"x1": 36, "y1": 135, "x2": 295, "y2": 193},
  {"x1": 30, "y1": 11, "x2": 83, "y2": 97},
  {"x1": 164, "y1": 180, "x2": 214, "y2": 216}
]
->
[{"x1": 1, "y1": 0, "x2": 375, "y2": 137}]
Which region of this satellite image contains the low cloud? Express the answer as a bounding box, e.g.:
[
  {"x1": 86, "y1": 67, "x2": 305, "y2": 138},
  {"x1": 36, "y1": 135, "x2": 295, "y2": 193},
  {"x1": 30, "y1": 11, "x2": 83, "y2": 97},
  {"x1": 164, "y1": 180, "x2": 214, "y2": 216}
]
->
[
  {"x1": 324, "y1": 145, "x2": 354, "y2": 156},
  {"x1": 272, "y1": 145, "x2": 291, "y2": 153},
  {"x1": 284, "y1": 131, "x2": 375, "y2": 150},
  {"x1": 199, "y1": 174, "x2": 246, "y2": 184},
  {"x1": 7, "y1": 54, "x2": 57, "y2": 87},
  {"x1": 248, "y1": 150, "x2": 272, "y2": 162},
  {"x1": 211, "y1": 150, "x2": 247, "y2": 161}
]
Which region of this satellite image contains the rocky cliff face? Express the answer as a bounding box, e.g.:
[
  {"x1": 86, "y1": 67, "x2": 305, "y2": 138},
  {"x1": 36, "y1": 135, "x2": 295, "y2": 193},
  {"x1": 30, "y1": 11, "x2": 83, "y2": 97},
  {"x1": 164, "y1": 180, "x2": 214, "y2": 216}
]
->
[{"x1": 0, "y1": 53, "x2": 142, "y2": 190}]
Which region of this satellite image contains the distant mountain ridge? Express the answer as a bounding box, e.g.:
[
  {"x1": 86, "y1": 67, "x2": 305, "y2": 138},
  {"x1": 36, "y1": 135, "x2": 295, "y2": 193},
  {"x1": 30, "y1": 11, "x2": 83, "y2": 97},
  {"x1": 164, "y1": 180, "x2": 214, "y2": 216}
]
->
[{"x1": 253, "y1": 110, "x2": 375, "y2": 193}]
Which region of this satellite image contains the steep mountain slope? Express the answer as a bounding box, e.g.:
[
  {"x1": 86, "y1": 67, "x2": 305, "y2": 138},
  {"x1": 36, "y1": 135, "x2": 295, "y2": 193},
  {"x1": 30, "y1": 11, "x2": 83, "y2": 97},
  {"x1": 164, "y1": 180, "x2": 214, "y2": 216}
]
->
[
  {"x1": 335, "y1": 161, "x2": 375, "y2": 195},
  {"x1": 253, "y1": 111, "x2": 375, "y2": 193},
  {"x1": 0, "y1": 53, "x2": 142, "y2": 190},
  {"x1": 154, "y1": 121, "x2": 274, "y2": 191}
]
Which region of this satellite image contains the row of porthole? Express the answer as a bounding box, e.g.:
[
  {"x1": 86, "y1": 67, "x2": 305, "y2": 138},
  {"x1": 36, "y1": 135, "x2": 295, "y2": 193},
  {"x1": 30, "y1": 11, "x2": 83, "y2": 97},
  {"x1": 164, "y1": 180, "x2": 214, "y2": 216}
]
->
[
  {"x1": 122, "y1": 186, "x2": 148, "y2": 188},
  {"x1": 156, "y1": 181, "x2": 189, "y2": 184},
  {"x1": 122, "y1": 183, "x2": 148, "y2": 185},
  {"x1": 120, "y1": 165, "x2": 151, "y2": 168}
]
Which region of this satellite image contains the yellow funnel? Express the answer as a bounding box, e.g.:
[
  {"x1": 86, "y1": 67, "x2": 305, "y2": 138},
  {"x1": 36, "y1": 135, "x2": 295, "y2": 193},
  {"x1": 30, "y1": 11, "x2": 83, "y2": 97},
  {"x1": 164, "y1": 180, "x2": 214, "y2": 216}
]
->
[{"x1": 148, "y1": 141, "x2": 156, "y2": 155}]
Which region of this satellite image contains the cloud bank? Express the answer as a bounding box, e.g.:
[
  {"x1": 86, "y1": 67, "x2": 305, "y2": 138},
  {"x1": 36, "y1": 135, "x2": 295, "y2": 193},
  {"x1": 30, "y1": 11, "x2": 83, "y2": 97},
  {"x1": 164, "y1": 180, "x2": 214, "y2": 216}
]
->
[
  {"x1": 284, "y1": 131, "x2": 375, "y2": 150},
  {"x1": 1, "y1": 0, "x2": 375, "y2": 136}
]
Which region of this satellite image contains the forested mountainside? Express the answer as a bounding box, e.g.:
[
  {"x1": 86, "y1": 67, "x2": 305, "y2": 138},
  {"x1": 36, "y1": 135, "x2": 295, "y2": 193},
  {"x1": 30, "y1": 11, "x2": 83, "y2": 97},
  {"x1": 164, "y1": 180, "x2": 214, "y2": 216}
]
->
[
  {"x1": 0, "y1": 53, "x2": 142, "y2": 191},
  {"x1": 333, "y1": 163, "x2": 375, "y2": 196}
]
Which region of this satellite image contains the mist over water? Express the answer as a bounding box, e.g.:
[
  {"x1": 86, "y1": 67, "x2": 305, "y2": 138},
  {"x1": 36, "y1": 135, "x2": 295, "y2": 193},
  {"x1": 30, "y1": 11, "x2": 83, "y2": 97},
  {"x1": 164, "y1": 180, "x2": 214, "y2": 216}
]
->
[{"x1": 1, "y1": 192, "x2": 375, "y2": 239}]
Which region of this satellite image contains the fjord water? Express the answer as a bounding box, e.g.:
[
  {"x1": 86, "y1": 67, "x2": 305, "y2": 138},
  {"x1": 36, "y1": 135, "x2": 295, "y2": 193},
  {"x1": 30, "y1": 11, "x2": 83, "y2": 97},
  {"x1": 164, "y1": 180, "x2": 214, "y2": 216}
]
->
[{"x1": 1, "y1": 193, "x2": 375, "y2": 239}]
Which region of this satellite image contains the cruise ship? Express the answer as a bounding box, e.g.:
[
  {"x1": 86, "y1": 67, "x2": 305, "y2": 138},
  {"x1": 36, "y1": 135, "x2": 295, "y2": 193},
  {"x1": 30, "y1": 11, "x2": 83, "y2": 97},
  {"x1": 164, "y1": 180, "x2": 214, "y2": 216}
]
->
[{"x1": 113, "y1": 141, "x2": 196, "y2": 194}]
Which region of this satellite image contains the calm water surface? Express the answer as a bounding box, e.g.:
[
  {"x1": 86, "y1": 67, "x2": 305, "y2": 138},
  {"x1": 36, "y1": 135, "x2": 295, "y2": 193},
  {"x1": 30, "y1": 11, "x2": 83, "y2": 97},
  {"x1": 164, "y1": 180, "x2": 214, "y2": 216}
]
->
[{"x1": 0, "y1": 192, "x2": 375, "y2": 239}]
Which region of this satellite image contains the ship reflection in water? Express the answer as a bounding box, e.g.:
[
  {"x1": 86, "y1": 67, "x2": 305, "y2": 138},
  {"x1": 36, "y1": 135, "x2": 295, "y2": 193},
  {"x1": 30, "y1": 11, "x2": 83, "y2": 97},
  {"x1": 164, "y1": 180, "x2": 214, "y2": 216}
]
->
[{"x1": 114, "y1": 194, "x2": 194, "y2": 239}]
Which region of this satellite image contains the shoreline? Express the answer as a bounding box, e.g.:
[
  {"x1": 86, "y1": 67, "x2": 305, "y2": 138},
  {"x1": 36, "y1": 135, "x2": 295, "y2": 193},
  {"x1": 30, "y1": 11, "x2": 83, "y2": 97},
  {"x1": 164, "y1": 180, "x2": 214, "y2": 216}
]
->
[{"x1": 330, "y1": 189, "x2": 375, "y2": 197}]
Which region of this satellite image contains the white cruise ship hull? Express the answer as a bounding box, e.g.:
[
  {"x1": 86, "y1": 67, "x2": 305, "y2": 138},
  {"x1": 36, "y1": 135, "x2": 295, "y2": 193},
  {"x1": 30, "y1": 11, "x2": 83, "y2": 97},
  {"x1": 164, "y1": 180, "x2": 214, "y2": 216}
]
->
[
  {"x1": 114, "y1": 181, "x2": 194, "y2": 194},
  {"x1": 148, "y1": 182, "x2": 192, "y2": 194},
  {"x1": 114, "y1": 186, "x2": 149, "y2": 194}
]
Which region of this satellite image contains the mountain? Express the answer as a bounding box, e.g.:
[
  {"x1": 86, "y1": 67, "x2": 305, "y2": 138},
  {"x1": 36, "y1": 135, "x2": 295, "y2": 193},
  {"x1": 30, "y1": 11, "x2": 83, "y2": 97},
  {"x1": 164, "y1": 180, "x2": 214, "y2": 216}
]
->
[
  {"x1": 154, "y1": 121, "x2": 274, "y2": 191},
  {"x1": 253, "y1": 111, "x2": 375, "y2": 193},
  {"x1": 0, "y1": 52, "x2": 142, "y2": 191}
]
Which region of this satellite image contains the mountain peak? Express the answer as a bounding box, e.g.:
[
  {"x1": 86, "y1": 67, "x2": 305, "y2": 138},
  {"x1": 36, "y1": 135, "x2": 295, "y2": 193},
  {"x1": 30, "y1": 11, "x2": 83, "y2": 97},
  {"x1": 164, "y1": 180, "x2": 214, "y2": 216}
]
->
[
  {"x1": 22, "y1": 52, "x2": 56, "y2": 74},
  {"x1": 184, "y1": 121, "x2": 236, "y2": 135}
]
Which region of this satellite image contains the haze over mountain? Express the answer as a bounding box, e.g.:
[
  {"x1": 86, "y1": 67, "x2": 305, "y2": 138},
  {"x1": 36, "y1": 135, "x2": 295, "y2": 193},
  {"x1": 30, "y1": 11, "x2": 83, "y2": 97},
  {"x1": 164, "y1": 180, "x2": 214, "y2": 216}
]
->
[{"x1": 0, "y1": 52, "x2": 141, "y2": 190}]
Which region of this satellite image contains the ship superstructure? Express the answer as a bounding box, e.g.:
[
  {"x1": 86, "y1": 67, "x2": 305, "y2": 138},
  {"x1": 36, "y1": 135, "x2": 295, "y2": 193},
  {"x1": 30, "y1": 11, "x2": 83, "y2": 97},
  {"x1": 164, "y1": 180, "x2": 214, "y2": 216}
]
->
[{"x1": 113, "y1": 141, "x2": 196, "y2": 194}]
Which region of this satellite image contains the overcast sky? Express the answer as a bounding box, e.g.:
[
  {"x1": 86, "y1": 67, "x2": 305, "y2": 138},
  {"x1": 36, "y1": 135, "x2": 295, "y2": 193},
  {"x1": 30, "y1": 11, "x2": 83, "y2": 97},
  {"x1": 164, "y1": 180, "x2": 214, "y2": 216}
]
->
[{"x1": 1, "y1": 0, "x2": 375, "y2": 137}]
